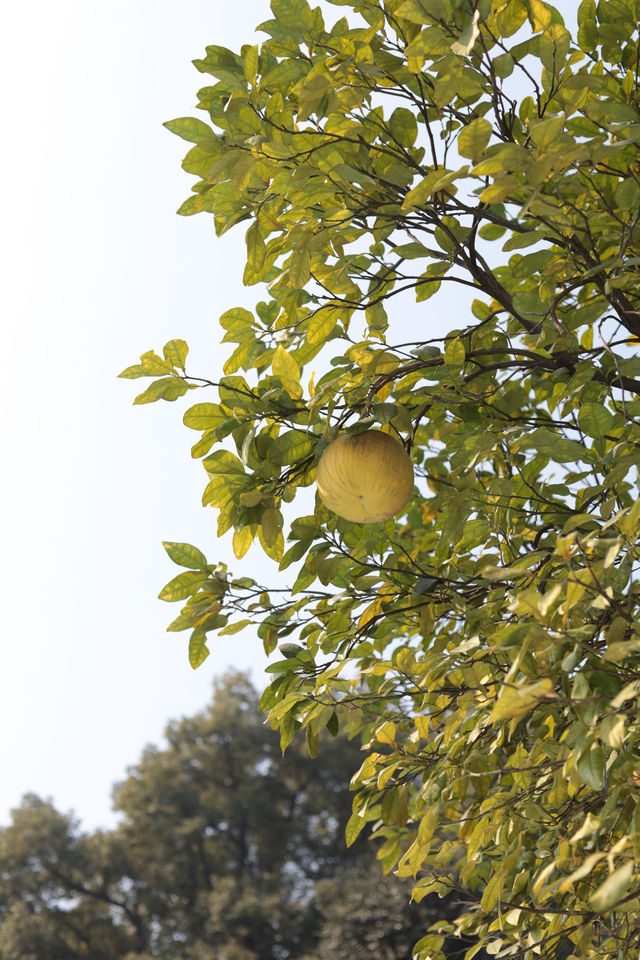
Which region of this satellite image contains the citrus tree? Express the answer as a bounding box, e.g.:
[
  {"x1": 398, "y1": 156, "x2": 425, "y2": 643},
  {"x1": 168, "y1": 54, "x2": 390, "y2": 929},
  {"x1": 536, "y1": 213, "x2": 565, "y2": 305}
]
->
[{"x1": 121, "y1": 0, "x2": 640, "y2": 957}]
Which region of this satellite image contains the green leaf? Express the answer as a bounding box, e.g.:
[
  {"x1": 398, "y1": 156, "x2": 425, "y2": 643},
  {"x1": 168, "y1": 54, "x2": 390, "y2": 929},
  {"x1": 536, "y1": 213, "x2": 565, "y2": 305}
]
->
[
  {"x1": 163, "y1": 117, "x2": 217, "y2": 143},
  {"x1": 133, "y1": 378, "x2": 189, "y2": 404},
  {"x1": 599, "y1": 714, "x2": 626, "y2": 750},
  {"x1": 118, "y1": 363, "x2": 148, "y2": 379},
  {"x1": 159, "y1": 571, "x2": 207, "y2": 602},
  {"x1": 345, "y1": 811, "x2": 369, "y2": 847},
  {"x1": 271, "y1": 0, "x2": 313, "y2": 29},
  {"x1": 473, "y1": 143, "x2": 530, "y2": 176},
  {"x1": 166, "y1": 612, "x2": 193, "y2": 633},
  {"x1": 516, "y1": 429, "x2": 593, "y2": 463},
  {"x1": 261, "y1": 507, "x2": 283, "y2": 548},
  {"x1": 220, "y1": 307, "x2": 254, "y2": 339},
  {"x1": 511, "y1": 250, "x2": 556, "y2": 277},
  {"x1": 397, "y1": 0, "x2": 451, "y2": 24},
  {"x1": 140, "y1": 351, "x2": 174, "y2": 375},
  {"x1": 203, "y1": 450, "x2": 245, "y2": 477},
  {"x1": 163, "y1": 541, "x2": 208, "y2": 570},
  {"x1": 288, "y1": 244, "x2": 311, "y2": 289},
  {"x1": 202, "y1": 476, "x2": 234, "y2": 508},
  {"x1": 163, "y1": 339, "x2": 189, "y2": 368},
  {"x1": 243, "y1": 44, "x2": 259, "y2": 84},
  {"x1": 577, "y1": 743, "x2": 605, "y2": 790},
  {"x1": 402, "y1": 170, "x2": 457, "y2": 211},
  {"x1": 615, "y1": 178, "x2": 640, "y2": 209},
  {"x1": 269, "y1": 429, "x2": 315, "y2": 466},
  {"x1": 245, "y1": 222, "x2": 266, "y2": 279},
  {"x1": 589, "y1": 861, "x2": 634, "y2": 913},
  {"x1": 258, "y1": 527, "x2": 284, "y2": 563},
  {"x1": 365, "y1": 301, "x2": 388, "y2": 332},
  {"x1": 444, "y1": 337, "x2": 465, "y2": 372},
  {"x1": 388, "y1": 107, "x2": 418, "y2": 147},
  {"x1": 183, "y1": 403, "x2": 227, "y2": 431},
  {"x1": 372, "y1": 402, "x2": 398, "y2": 424},
  {"x1": 578, "y1": 403, "x2": 614, "y2": 439},
  {"x1": 480, "y1": 869, "x2": 504, "y2": 914},
  {"x1": 188, "y1": 629, "x2": 210, "y2": 669},
  {"x1": 457, "y1": 117, "x2": 492, "y2": 160},
  {"x1": 491, "y1": 678, "x2": 555, "y2": 722},
  {"x1": 218, "y1": 618, "x2": 252, "y2": 636},
  {"x1": 493, "y1": 52, "x2": 514, "y2": 78},
  {"x1": 306, "y1": 724, "x2": 319, "y2": 758}
]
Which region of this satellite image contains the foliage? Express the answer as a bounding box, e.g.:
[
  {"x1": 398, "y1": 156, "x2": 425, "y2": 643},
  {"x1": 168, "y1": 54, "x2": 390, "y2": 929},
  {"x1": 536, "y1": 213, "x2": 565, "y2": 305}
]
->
[
  {"x1": 122, "y1": 0, "x2": 640, "y2": 957},
  {"x1": 0, "y1": 674, "x2": 457, "y2": 959},
  {"x1": 0, "y1": 795, "x2": 138, "y2": 959}
]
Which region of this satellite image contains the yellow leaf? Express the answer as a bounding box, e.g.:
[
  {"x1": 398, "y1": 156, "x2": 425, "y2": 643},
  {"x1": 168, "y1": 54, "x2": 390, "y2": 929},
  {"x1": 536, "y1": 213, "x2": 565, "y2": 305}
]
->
[
  {"x1": 375, "y1": 720, "x2": 396, "y2": 744},
  {"x1": 273, "y1": 344, "x2": 300, "y2": 383},
  {"x1": 358, "y1": 596, "x2": 384, "y2": 630},
  {"x1": 257, "y1": 528, "x2": 284, "y2": 562},
  {"x1": 307, "y1": 306, "x2": 340, "y2": 344},
  {"x1": 232, "y1": 526, "x2": 255, "y2": 559},
  {"x1": 529, "y1": 0, "x2": 552, "y2": 31}
]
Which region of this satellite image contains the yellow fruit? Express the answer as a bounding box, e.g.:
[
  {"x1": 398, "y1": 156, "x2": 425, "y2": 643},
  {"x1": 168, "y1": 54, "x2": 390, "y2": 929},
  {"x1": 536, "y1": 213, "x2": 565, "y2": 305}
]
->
[{"x1": 316, "y1": 429, "x2": 414, "y2": 523}]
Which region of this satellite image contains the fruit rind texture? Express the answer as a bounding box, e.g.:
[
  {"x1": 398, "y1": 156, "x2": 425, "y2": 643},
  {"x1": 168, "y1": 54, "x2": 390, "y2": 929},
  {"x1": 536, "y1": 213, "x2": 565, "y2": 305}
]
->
[{"x1": 316, "y1": 430, "x2": 414, "y2": 524}]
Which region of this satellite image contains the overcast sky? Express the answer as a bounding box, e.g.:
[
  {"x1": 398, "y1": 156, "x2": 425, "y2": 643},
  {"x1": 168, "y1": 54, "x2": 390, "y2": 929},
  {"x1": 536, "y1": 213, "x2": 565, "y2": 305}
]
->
[
  {"x1": 0, "y1": 0, "x2": 278, "y2": 831},
  {"x1": 1, "y1": 0, "x2": 577, "y2": 832}
]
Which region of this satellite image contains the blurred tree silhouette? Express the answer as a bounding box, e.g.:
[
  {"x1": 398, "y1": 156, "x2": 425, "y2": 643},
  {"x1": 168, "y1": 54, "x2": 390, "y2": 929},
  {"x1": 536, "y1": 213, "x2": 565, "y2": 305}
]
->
[{"x1": 0, "y1": 673, "x2": 484, "y2": 958}]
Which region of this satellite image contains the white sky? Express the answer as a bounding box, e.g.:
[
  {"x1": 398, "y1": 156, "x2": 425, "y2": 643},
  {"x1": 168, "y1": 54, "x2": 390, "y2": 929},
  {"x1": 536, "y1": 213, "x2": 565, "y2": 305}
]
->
[
  {"x1": 0, "y1": 0, "x2": 275, "y2": 831},
  {"x1": 0, "y1": 0, "x2": 577, "y2": 832}
]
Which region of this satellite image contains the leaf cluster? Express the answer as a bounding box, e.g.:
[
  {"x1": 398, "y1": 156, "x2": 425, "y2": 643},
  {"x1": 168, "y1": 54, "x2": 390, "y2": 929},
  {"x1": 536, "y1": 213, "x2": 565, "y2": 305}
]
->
[{"x1": 122, "y1": 1, "x2": 640, "y2": 957}]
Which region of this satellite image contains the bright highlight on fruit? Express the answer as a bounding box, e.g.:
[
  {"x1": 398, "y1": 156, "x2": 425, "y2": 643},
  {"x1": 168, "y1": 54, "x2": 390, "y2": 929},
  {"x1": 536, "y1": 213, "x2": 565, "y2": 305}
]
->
[{"x1": 316, "y1": 429, "x2": 414, "y2": 524}]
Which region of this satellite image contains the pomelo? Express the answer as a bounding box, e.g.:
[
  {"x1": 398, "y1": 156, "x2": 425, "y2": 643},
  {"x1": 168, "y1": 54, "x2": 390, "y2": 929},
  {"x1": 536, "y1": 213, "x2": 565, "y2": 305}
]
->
[{"x1": 316, "y1": 429, "x2": 414, "y2": 523}]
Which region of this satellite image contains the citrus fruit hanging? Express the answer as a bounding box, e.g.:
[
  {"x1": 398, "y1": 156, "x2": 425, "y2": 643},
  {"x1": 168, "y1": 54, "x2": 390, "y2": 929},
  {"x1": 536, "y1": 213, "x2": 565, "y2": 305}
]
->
[{"x1": 316, "y1": 429, "x2": 414, "y2": 524}]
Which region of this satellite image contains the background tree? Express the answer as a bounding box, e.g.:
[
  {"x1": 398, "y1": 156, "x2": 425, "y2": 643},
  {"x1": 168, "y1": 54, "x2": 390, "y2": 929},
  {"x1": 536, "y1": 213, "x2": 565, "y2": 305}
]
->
[
  {"x1": 0, "y1": 795, "x2": 138, "y2": 959},
  {"x1": 0, "y1": 674, "x2": 461, "y2": 959},
  {"x1": 121, "y1": 0, "x2": 640, "y2": 957}
]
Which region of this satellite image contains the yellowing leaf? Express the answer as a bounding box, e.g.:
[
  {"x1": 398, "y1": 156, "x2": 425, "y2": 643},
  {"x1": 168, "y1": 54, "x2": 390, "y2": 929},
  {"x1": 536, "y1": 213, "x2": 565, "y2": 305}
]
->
[
  {"x1": 273, "y1": 345, "x2": 301, "y2": 386},
  {"x1": 451, "y1": 9, "x2": 480, "y2": 56},
  {"x1": 163, "y1": 339, "x2": 189, "y2": 368},
  {"x1": 189, "y1": 629, "x2": 210, "y2": 669},
  {"x1": 444, "y1": 337, "x2": 465, "y2": 372},
  {"x1": 245, "y1": 222, "x2": 266, "y2": 277},
  {"x1": 258, "y1": 527, "x2": 284, "y2": 562},
  {"x1": 480, "y1": 869, "x2": 504, "y2": 913},
  {"x1": 163, "y1": 541, "x2": 208, "y2": 569},
  {"x1": 358, "y1": 597, "x2": 385, "y2": 631},
  {"x1": 529, "y1": 0, "x2": 552, "y2": 31},
  {"x1": 164, "y1": 116, "x2": 216, "y2": 143},
  {"x1": 306, "y1": 307, "x2": 340, "y2": 344},
  {"x1": 260, "y1": 507, "x2": 283, "y2": 548},
  {"x1": 133, "y1": 377, "x2": 189, "y2": 404},
  {"x1": 375, "y1": 721, "x2": 397, "y2": 744},
  {"x1": 232, "y1": 526, "x2": 255, "y2": 559},
  {"x1": 491, "y1": 678, "x2": 555, "y2": 722},
  {"x1": 345, "y1": 810, "x2": 368, "y2": 847},
  {"x1": 158, "y1": 571, "x2": 206, "y2": 602},
  {"x1": 457, "y1": 116, "x2": 492, "y2": 159},
  {"x1": 288, "y1": 244, "x2": 311, "y2": 289}
]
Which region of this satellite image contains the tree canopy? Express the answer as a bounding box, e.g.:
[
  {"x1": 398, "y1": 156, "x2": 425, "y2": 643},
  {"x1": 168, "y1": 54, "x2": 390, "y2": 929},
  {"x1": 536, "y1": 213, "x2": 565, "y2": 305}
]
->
[
  {"x1": 0, "y1": 674, "x2": 461, "y2": 959},
  {"x1": 121, "y1": 1, "x2": 640, "y2": 957}
]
